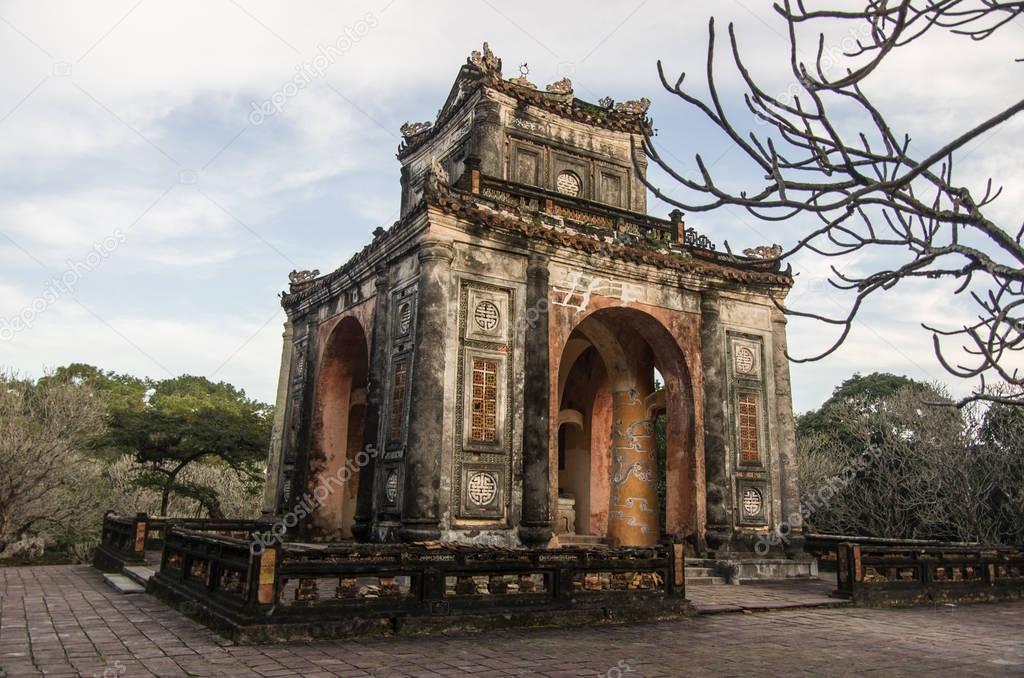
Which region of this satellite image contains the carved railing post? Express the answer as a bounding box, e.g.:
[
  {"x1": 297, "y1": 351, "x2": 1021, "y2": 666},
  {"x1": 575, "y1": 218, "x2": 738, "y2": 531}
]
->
[{"x1": 132, "y1": 513, "x2": 148, "y2": 560}]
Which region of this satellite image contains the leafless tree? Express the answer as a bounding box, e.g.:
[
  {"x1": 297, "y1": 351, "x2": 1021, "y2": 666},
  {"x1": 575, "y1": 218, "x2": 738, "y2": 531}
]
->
[
  {"x1": 644, "y1": 1, "x2": 1024, "y2": 406},
  {"x1": 0, "y1": 371, "x2": 107, "y2": 551}
]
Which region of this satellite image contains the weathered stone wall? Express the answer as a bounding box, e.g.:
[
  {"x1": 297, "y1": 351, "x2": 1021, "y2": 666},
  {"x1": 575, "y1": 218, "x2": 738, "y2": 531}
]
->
[{"x1": 269, "y1": 51, "x2": 802, "y2": 555}]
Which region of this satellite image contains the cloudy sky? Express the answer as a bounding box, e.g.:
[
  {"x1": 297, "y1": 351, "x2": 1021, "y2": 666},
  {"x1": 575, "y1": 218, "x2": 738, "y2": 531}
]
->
[{"x1": 0, "y1": 0, "x2": 1020, "y2": 412}]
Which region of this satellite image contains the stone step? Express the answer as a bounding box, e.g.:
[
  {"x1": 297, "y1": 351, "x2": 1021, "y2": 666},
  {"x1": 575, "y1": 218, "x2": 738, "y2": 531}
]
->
[
  {"x1": 685, "y1": 558, "x2": 720, "y2": 568},
  {"x1": 122, "y1": 565, "x2": 155, "y2": 588},
  {"x1": 686, "y1": 576, "x2": 729, "y2": 586},
  {"x1": 685, "y1": 567, "x2": 715, "y2": 578},
  {"x1": 102, "y1": 573, "x2": 146, "y2": 594}
]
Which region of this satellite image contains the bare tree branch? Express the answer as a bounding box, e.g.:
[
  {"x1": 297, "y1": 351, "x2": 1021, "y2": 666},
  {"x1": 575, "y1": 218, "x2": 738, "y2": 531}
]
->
[{"x1": 645, "y1": 0, "x2": 1024, "y2": 406}]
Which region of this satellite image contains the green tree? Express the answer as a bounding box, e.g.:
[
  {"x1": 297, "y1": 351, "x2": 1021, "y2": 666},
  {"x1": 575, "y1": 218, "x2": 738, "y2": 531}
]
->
[
  {"x1": 796, "y1": 372, "x2": 929, "y2": 449},
  {"x1": 42, "y1": 363, "x2": 147, "y2": 413},
  {"x1": 41, "y1": 364, "x2": 147, "y2": 462},
  {"x1": 798, "y1": 376, "x2": 1024, "y2": 544},
  {"x1": 106, "y1": 375, "x2": 272, "y2": 516}
]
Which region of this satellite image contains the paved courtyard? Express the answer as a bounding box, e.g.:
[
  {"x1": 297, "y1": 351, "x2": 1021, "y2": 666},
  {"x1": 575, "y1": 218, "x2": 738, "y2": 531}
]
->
[{"x1": 1, "y1": 566, "x2": 1022, "y2": 677}]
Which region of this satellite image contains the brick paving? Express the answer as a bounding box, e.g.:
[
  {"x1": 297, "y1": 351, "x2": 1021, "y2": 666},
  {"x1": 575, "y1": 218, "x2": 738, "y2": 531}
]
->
[
  {"x1": 1, "y1": 565, "x2": 1022, "y2": 677},
  {"x1": 687, "y1": 575, "x2": 847, "y2": 614}
]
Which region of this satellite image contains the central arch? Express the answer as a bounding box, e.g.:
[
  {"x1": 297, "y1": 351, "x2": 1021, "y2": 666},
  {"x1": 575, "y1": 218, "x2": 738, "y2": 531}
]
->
[
  {"x1": 553, "y1": 306, "x2": 697, "y2": 548},
  {"x1": 308, "y1": 316, "x2": 369, "y2": 540}
]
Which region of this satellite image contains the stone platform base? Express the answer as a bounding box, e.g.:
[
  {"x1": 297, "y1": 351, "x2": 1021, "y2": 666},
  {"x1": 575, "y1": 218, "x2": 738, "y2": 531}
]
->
[{"x1": 149, "y1": 574, "x2": 695, "y2": 644}]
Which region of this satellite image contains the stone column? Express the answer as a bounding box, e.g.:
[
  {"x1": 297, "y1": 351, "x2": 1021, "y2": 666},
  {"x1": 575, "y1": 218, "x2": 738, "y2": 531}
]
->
[
  {"x1": 519, "y1": 254, "x2": 552, "y2": 547},
  {"x1": 608, "y1": 388, "x2": 659, "y2": 547},
  {"x1": 700, "y1": 292, "x2": 732, "y2": 554},
  {"x1": 771, "y1": 308, "x2": 804, "y2": 555},
  {"x1": 289, "y1": 320, "x2": 318, "y2": 539},
  {"x1": 261, "y1": 320, "x2": 294, "y2": 516},
  {"x1": 352, "y1": 269, "x2": 389, "y2": 541},
  {"x1": 399, "y1": 240, "x2": 454, "y2": 542}
]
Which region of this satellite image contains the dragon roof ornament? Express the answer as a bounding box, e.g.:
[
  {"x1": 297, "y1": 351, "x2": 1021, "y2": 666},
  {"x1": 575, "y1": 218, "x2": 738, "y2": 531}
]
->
[
  {"x1": 400, "y1": 121, "x2": 433, "y2": 139},
  {"x1": 614, "y1": 98, "x2": 651, "y2": 116},
  {"x1": 468, "y1": 42, "x2": 502, "y2": 77},
  {"x1": 743, "y1": 244, "x2": 784, "y2": 260},
  {"x1": 288, "y1": 269, "x2": 320, "y2": 287},
  {"x1": 545, "y1": 77, "x2": 573, "y2": 95}
]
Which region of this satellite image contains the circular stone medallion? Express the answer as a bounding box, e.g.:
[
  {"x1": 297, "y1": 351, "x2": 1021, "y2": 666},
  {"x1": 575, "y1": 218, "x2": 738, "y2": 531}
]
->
[
  {"x1": 474, "y1": 300, "x2": 500, "y2": 332},
  {"x1": 742, "y1": 487, "x2": 763, "y2": 517},
  {"x1": 735, "y1": 346, "x2": 755, "y2": 374},
  {"x1": 467, "y1": 472, "x2": 497, "y2": 506},
  {"x1": 556, "y1": 171, "x2": 582, "y2": 197}
]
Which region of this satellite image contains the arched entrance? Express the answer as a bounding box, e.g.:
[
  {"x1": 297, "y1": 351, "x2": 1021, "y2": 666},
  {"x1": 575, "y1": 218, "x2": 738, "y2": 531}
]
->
[
  {"x1": 554, "y1": 307, "x2": 696, "y2": 548},
  {"x1": 309, "y1": 316, "x2": 369, "y2": 540}
]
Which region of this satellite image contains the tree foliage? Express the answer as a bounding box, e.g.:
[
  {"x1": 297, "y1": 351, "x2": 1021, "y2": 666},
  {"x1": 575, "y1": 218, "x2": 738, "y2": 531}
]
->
[
  {"x1": 0, "y1": 365, "x2": 270, "y2": 560},
  {"x1": 796, "y1": 371, "x2": 922, "y2": 440},
  {"x1": 798, "y1": 374, "x2": 1024, "y2": 543},
  {"x1": 105, "y1": 374, "x2": 272, "y2": 516}
]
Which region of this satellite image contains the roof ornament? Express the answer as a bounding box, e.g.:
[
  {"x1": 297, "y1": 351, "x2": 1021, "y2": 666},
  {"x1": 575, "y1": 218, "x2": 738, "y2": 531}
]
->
[
  {"x1": 468, "y1": 42, "x2": 502, "y2": 77},
  {"x1": 400, "y1": 121, "x2": 433, "y2": 138},
  {"x1": 742, "y1": 244, "x2": 783, "y2": 259},
  {"x1": 545, "y1": 77, "x2": 573, "y2": 95},
  {"x1": 510, "y1": 62, "x2": 535, "y2": 89},
  {"x1": 613, "y1": 98, "x2": 651, "y2": 116},
  {"x1": 288, "y1": 269, "x2": 320, "y2": 285},
  {"x1": 598, "y1": 96, "x2": 615, "y2": 109}
]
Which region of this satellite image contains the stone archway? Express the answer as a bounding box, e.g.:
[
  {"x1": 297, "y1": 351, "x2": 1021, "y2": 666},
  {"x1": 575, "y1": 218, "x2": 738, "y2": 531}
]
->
[
  {"x1": 309, "y1": 316, "x2": 369, "y2": 540},
  {"x1": 553, "y1": 307, "x2": 697, "y2": 548}
]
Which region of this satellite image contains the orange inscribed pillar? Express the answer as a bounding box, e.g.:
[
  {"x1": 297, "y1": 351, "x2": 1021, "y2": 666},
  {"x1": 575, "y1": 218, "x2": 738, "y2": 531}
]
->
[{"x1": 608, "y1": 388, "x2": 659, "y2": 547}]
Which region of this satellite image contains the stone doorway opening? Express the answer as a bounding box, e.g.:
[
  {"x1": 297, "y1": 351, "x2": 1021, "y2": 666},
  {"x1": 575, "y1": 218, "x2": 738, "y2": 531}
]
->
[
  {"x1": 309, "y1": 316, "x2": 369, "y2": 540},
  {"x1": 554, "y1": 307, "x2": 697, "y2": 548}
]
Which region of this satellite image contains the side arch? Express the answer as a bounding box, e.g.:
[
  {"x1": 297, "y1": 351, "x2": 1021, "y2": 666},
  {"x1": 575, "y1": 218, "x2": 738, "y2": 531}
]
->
[{"x1": 308, "y1": 316, "x2": 370, "y2": 540}]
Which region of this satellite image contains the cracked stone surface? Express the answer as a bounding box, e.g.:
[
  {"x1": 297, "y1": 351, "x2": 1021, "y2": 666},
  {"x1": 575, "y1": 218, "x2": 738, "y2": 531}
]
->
[{"x1": 1, "y1": 565, "x2": 1022, "y2": 677}]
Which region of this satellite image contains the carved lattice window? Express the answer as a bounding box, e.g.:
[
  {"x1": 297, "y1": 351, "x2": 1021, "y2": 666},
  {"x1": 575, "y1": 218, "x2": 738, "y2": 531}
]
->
[
  {"x1": 389, "y1": 359, "x2": 408, "y2": 441},
  {"x1": 470, "y1": 358, "x2": 498, "y2": 443},
  {"x1": 738, "y1": 394, "x2": 760, "y2": 464}
]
